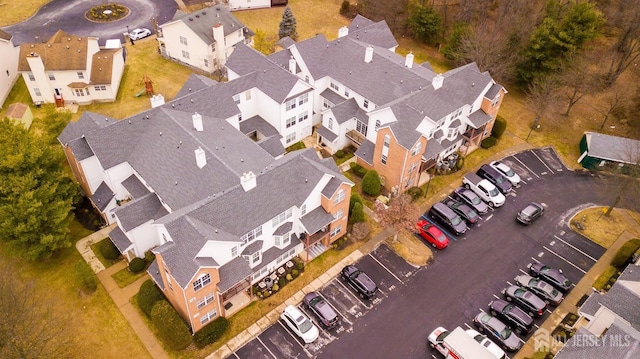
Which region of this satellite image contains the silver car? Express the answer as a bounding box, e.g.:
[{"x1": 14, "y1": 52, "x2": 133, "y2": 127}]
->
[{"x1": 515, "y1": 274, "x2": 563, "y2": 306}]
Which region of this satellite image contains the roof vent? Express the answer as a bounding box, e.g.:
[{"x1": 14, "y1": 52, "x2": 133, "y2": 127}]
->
[
  {"x1": 66, "y1": 45, "x2": 70, "y2": 49},
  {"x1": 405, "y1": 51, "x2": 414, "y2": 69},
  {"x1": 364, "y1": 46, "x2": 373, "y2": 63},
  {"x1": 188, "y1": 18, "x2": 193, "y2": 21},
  {"x1": 196, "y1": 15, "x2": 200, "y2": 18},
  {"x1": 159, "y1": 132, "x2": 162, "y2": 136},
  {"x1": 202, "y1": 11, "x2": 207, "y2": 15}
]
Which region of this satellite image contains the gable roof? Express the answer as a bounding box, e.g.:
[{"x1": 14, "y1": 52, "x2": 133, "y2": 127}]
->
[
  {"x1": 164, "y1": 4, "x2": 250, "y2": 45},
  {"x1": 584, "y1": 132, "x2": 640, "y2": 164},
  {"x1": 346, "y1": 15, "x2": 398, "y2": 49},
  {"x1": 0, "y1": 29, "x2": 12, "y2": 41},
  {"x1": 90, "y1": 49, "x2": 120, "y2": 84},
  {"x1": 58, "y1": 111, "x2": 117, "y2": 145},
  {"x1": 115, "y1": 193, "x2": 169, "y2": 232},
  {"x1": 175, "y1": 74, "x2": 219, "y2": 99},
  {"x1": 91, "y1": 182, "x2": 114, "y2": 211},
  {"x1": 18, "y1": 30, "x2": 93, "y2": 71}
]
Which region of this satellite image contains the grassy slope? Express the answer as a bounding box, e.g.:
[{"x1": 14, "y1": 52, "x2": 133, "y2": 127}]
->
[{"x1": 0, "y1": 0, "x2": 50, "y2": 26}]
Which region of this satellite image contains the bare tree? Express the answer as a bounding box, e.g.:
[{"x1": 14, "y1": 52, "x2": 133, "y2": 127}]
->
[
  {"x1": 604, "y1": 140, "x2": 640, "y2": 216},
  {"x1": 592, "y1": 87, "x2": 631, "y2": 130},
  {"x1": 603, "y1": 0, "x2": 640, "y2": 86},
  {"x1": 525, "y1": 76, "x2": 561, "y2": 120},
  {"x1": 374, "y1": 194, "x2": 421, "y2": 242},
  {"x1": 559, "y1": 52, "x2": 603, "y2": 117}
]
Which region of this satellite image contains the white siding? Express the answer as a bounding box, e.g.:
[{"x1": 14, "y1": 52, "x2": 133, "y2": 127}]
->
[
  {"x1": 0, "y1": 38, "x2": 19, "y2": 107},
  {"x1": 228, "y1": 0, "x2": 271, "y2": 10}
]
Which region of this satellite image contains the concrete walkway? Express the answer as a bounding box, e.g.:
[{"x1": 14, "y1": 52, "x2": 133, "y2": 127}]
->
[{"x1": 76, "y1": 225, "x2": 168, "y2": 359}]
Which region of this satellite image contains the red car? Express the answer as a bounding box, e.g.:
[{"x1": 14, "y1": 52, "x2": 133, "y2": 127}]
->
[{"x1": 416, "y1": 219, "x2": 450, "y2": 249}]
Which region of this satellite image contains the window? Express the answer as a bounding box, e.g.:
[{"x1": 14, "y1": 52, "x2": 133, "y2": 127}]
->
[
  {"x1": 179, "y1": 36, "x2": 188, "y2": 45},
  {"x1": 238, "y1": 114, "x2": 242, "y2": 122},
  {"x1": 412, "y1": 141, "x2": 422, "y2": 156},
  {"x1": 334, "y1": 209, "x2": 344, "y2": 221},
  {"x1": 182, "y1": 50, "x2": 190, "y2": 59},
  {"x1": 286, "y1": 132, "x2": 296, "y2": 144},
  {"x1": 231, "y1": 246, "x2": 238, "y2": 257},
  {"x1": 94, "y1": 85, "x2": 107, "y2": 91},
  {"x1": 197, "y1": 293, "x2": 214, "y2": 309},
  {"x1": 408, "y1": 162, "x2": 418, "y2": 173},
  {"x1": 330, "y1": 225, "x2": 342, "y2": 238},
  {"x1": 334, "y1": 189, "x2": 345, "y2": 204},
  {"x1": 204, "y1": 59, "x2": 209, "y2": 67},
  {"x1": 237, "y1": 29, "x2": 243, "y2": 37},
  {"x1": 48, "y1": 73, "x2": 55, "y2": 81},
  {"x1": 285, "y1": 98, "x2": 296, "y2": 111},
  {"x1": 305, "y1": 75, "x2": 309, "y2": 83},
  {"x1": 383, "y1": 135, "x2": 390, "y2": 147},
  {"x1": 286, "y1": 116, "x2": 296, "y2": 128},
  {"x1": 193, "y1": 273, "x2": 211, "y2": 292},
  {"x1": 328, "y1": 118, "x2": 333, "y2": 130},
  {"x1": 301, "y1": 204, "x2": 306, "y2": 215},
  {"x1": 241, "y1": 225, "x2": 263, "y2": 245},
  {"x1": 298, "y1": 93, "x2": 308, "y2": 106},
  {"x1": 375, "y1": 120, "x2": 381, "y2": 130},
  {"x1": 164, "y1": 268, "x2": 173, "y2": 291},
  {"x1": 28, "y1": 73, "x2": 35, "y2": 81},
  {"x1": 297, "y1": 112, "x2": 308, "y2": 122},
  {"x1": 344, "y1": 88, "x2": 350, "y2": 97},
  {"x1": 282, "y1": 233, "x2": 291, "y2": 246},
  {"x1": 74, "y1": 89, "x2": 85, "y2": 97},
  {"x1": 492, "y1": 95, "x2": 500, "y2": 107},
  {"x1": 245, "y1": 90, "x2": 251, "y2": 100},
  {"x1": 233, "y1": 94, "x2": 240, "y2": 104},
  {"x1": 34, "y1": 88, "x2": 41, "y2": 96},
  {"x1": 251, "y1": 251, "x2": 261, "y2": 264},
  {"x1": 330, "y1": 80, "x2": 339, "y2": 91},
  {"x1": 272, "y1": 208, "x2": 293, "y2": 227},
  {"x1": 356, "y1": 120, "x2": 368, "y2": 136},
  {"x1": 381, "y1": 154, "x2": 388, "y2": 165},
  {"x1": 200, "y1": 309, "x2": 217, "y2": 325},
  {"x1": 363, "y1": 99, "x2": 369, "y2": 108},
  {"x1": 323, "y1": 98, "x2": 333, "y2": 109},
  {"x1": 77, "y1": 72, "x2": 84, "y2": 79},
  {"x1": 448, "y1": 128, "x2": 457, "y2": 138}
]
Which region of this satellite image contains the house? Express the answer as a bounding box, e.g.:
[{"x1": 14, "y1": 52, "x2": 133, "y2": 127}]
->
[
  {"x1": 18, "y1": 30, "x2": 125, "y2": 107},
  {"x1": 157, "y1": 4, "x2": 253, "y2": 74},
  {"x1": 554, "y1": 264, "x2": 640, "y2": 358},
  {"x1": 227, "y1": 0, "x2": 288, "y2": 11},
  {"x1": 0, "y1": 29, "x2": 20, "y2": 108},
  {"x1": 5, "y1": 103, "x2": 33, "y2": 129},
  {"x1": 251, "y1": 16, "x2": 506, "y2": 194},
  {"x1": 579, "y1": 132, "x2": 640, "y2": 170},
  {"x1": 59, "y1": 69, "x2": 352, "y2": 332}
]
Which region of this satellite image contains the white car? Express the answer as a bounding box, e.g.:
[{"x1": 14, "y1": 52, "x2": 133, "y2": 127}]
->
[
  {"x1": 427, "y1": 326, "x2": 451, "y2": 356},
  {"x1": 280, "y1": 305, "x2": 319, "y2": 344},
  {"x1": 490, "y1": 161, "x2": 521, "y2": 187},
  {"x1": 129, "y1": 28, "x2": 151, "y2": 40},
  {"x1": 466, "y1": 329, "x2": 507, "y2": 359}
]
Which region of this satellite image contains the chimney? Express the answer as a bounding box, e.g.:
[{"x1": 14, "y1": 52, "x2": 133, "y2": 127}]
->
[
  {"x1": 405, "y1": 52, "x2": 414, "y2": 69},
  {"x1": 195, "y1": 147, "x2": 206, "y2": 168},
  {"x1": 212, "y1": 23, "x2": 225, "y2": 64},
  {"x1": 192, "y1": 112, "x2": 203, "y2": 131},
  {"x1": 240, "y1": 171, "x2": 257, "y2": 191},
  {"x1": 432, "y1": 74, "x2": 444, "y2": 90},
  {"x1": 288, "y1": 57, "x2": 296, "y2": 74},
  {"x1": 364, "y1": 46, "x2": 373, "y2": 63},
  {"x1": 338, "y1": 26, "x2": 349, "y2": 38}
]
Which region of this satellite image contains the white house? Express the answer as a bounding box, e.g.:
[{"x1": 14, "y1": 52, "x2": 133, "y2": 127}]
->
[
  {"x1": 0, "y1": 29, "x2": 20, "y2": 108},
  {"x1": 158, "y1": 4, "x2": 253, "y2": 74},
  {"x1": 18, "y1": 30, "x2": 125, "y2": 107},
  {"x1": 227, "y1": 0, "x2": 287, "y2": 11}
]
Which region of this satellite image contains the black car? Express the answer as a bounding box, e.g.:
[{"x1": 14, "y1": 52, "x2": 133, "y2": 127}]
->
[
  {"x1": 428, "y1": 202, "x2": 468, "y2": 236},
  {"x1": 473, "y1": 312, "x2": 522, "y2": 352},
  {"x1": 341, "y1": 265, "x2": 378, "y2": 300},
  {"x1": 443, "y1": 199, "x2": 480, "y2": 225},
  {"x1": 477, "y1": 164, "x2": 513, "y2": 194},
  {"x1": 303, "y1": 291, "x2": 339, "y2": 328},
  {"x1": 516, "y1": 202, "x2": 544, "y2": 224},
  {"x1": 502, "y1": 285, "x2": 547, "y2": 317},
  {"x1": 489, "y1": 299, "x2": 534, "y2": 335},
  {"x1": 528, "y1": 262, "x2": 572, "y2": 293},
  {"x1": 453, "y1": 187, "x2": 489, "y2": 215}
]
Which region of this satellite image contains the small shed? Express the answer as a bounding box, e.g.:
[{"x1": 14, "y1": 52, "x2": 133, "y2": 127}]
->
[
  {"x1": 578, "y1": 132, "x2": 640, "y2": 170},
  {"x1": 5, "y1": 102, "x2": 33, "y2": 129}
]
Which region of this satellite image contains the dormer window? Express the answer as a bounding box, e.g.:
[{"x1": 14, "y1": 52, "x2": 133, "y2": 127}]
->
[
  {"x1": 375, "y1": 120, "x2": 381, "y2": 130},
  {"x1": 330, "y1": 80, "x2": 339, "y2": 91},
  {"x1": 363, "y1": 99, "x2": 369, "y2": 108},
  {"x1": 412, "y1": 141, "x2": 422, "y2": 156}
]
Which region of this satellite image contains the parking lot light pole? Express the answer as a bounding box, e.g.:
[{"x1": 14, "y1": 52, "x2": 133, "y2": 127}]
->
[{"x1": 526, "y1": 117, "x2": 540, "y2": 143}]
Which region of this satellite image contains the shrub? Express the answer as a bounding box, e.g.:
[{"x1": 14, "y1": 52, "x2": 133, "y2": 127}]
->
[
  {"x1": 278, "y1": 277, "x2": 286, "y2": 287},
  {"x1": 129, "y1": 257, "x2": 146, "y2": 273},
  {"x1": 262, "y1": 290, "x2": 270, "y2": 298},
  {"x1": 296, "y1": 260, "x2": 305, "y2": 271},
  {"x1": 362, "y1": 170, "x2": 382, "y2": 196},
  {"x1": 349, "y1": 202, "x2": 365, "y2": 223},
  {"x1": 455, "y1": 157, "x2": 465, "y2": 171},
  {"x1": 193, "y1": 317, "x2": 230, "y2": 348},
  {"x1": 480, "y1": 136, "x2": 498, "y2": 149},
  {"x1": 335, "y1": 149, "x2": 345, "y2": 158},
  {"x1": 406, "y1": 187, "x2": 423, "y2": 201},
  {"x1": 144, "y1": 250, "x2": 155, "y2": 263},
  {"x1": 291, "y1": 269, "x2": 299, "y2": 278},
  {"x1": 100, "y1": 239, "x2": 120, "y2": 260},
  {"x1": 350, "y1": 193, "x2": 363, "y2": 212},
  {"x1": 138, "y1": 279, "x2": 165, "y2": 317},
  {"x1": 611, "y1": 238, "x2": 640, "y2": 267},
  {"x1": 351, "y1": 222, "x2": 370, "y2": 240},
  {"x1": 151, "y1": 301, "x2": 192, "y2": 350},
  {"x1": 340, "y1": 0, "x2": 350, "y2": 16},
  {"x1": 349, "y1": 162, "x2": 368, "y2": 177},
  {"x1": 286, "y1": 274, "x2": 293, "y2": 281},
  {"x1": 272, "y1": 284, "x2": 280, "y2": 292},
  {"x1": 492, "y1": 116, "x2": 507, "y2": 139},
  {"x1": 74, "y1": 260, "x2": 98, "y2": 292},
  {"x1": 593, "y1": 265, "x2": 618, "y2": 291}
]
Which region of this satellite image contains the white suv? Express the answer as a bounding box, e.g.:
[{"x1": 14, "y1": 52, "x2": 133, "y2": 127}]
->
[{"x1": 281, "y1": 305, "x2": 319, "y2": 343}]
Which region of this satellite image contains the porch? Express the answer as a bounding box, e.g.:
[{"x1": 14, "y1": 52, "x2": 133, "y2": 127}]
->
[{"x1": 345, "y1": 129, "x2": 366, "y2": 146}]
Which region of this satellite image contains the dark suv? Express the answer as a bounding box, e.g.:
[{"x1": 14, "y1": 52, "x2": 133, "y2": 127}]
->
[
  {"x1": 427, "y1": 202, "x2": 468, "y2": 235},
  {"x1": 303, "y1": 291, "x2": 339, "y2": 328},
  {"x1": 489, "y1": 299, "x2": 534, "y2": 335},
  {"x1": 443, "y1": 198, "x2": 479, "y2": 225},
  {"x1": 477, "y1": 164, "x2": 512, "y2": 194},
  {"x1": 341, "y1": 265, "x2": 378, "y2": 300}
]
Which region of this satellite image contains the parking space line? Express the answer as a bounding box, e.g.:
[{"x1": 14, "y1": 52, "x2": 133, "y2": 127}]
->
[
  {"x1": 464, "y1": 322, "x2": 472, "y2": 330},
  {"x1": 514, "y1": 157, "x2": 540, "y2": 178},
  {"x1": 506, "y1": 280, "x2": 513, "y2": 286},
  {"x1": 255, "y1": 336, "x2": 278, "y2": 359},
  {"x1": 369, "y1": 252, "x2": 403, "y2": 284},
  {"x1": 553, "y1": 235, "x2": 597, "y2": 262},
  {"x1": 534, "y1": 324, "x2": 540, "y2": 329},
  {"x1": 546, "y1": 309, "x2": 553, "y2": 315},
  {"x1": 530, "y1": 257, "x2": 540, "y2": 264},
  {"x1": 519, "y1": 268, "x2": 528, "y2": 276},
  {"x1": 493, "y1": 294, "x2": 501, "y2": 300},
  {"x1": 277, "y1": 320, "x2": 314, "y2": 358},
  {"x1": 336, "y1": 277, "x2": 372, "y2": 309},
  {"x1": 228, "y1": 351, "x2": 240, "y2": 359},
  {"x1": 543, "y1": 246, "x2": 587, "y2": 274},
  {"x1": 531, "y1": 151, "x2": 554, "y2": 174}
]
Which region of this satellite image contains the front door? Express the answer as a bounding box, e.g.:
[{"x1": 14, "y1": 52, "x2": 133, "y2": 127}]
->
[{"x1": 54, "y1": 88, "x2": 64, "y2": 107}]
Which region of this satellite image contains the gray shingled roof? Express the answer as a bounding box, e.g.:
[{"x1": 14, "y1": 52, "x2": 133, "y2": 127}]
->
[
  {"x1": 121, "y1": 174, "x2": 150, "y2": 199},
  {"x1": 468, "y1": 110, "x2": 492, "y2": 128},
  {"x1": 300, "y1": 206, "x2": 334, "y2": 234},
  {"x1": 240, "y1": 115, "x2": 279, "y2": 137},
  {"x1": 355, "y1": 139, "x2": 375, "y2": 165},
  {"x1": 147, "y1": 260, "x2": 165, "y2": 290},
  {"x1": 346, "y1": 15, "x2": 398, "y2": 50},
  {"x1": 584, "y1": 132, "x2": 640, "y2": 164},
  {"x1": 330, "y1": 98, "x2": 366, "y2": 124},
  {"x1": 317, "y1": 125, "x2": 337, "y2": 142},
  {"x1": 67, "y1": 137, "x2": 94, "y2": 161},
  {"x1": 115, "y1": 193, "x2": 169, "y2": 232},
  {"x1": 217, "y1": 256, "x2": 251, "y2": 292},
  {"x1": 554, "y1": 323, "x2": 640, "y2": 359},
  {"x1": 321, "y1": 177, "x2": 342, "y2": 199},
  {"x1": 276, "y1": 36, "x2": 296, "y2": 49},
  {"x1": 108, "y1": 226, "x2": 131, "y2": 253},
  {"x1": 241, "y1": 240, "x2": 263, "y2": 255},
  {"x1": 91, "y1": 182, "x2": 114, "y2": 211},
  {"x1": 320, "y1": 88, "x2": 347, "y2": 107},
  {"x1": 423, "y1": 139, "x2": 444, "y2": 161},
  {"x1": 58, "y1": 111, "x2": 116, "y2": 145},
  {"x1": 256, "y1": 136, "x2": 285, "y2": 158},
  {"x1": 484, "y1": 83, "x2": 504, "y2": 99},
  {"x1": 274, "y1": 222, "x2": 292, "y2": 235},
  {"x1": 164, "y1": 4, "x2": 249, "y2": 45},
  {"x1": 175, "y1": 74, "x2": 219, "y2": 99}
]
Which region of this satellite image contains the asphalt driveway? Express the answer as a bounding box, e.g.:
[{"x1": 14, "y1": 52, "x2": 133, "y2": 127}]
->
[{"x1": 2, "y1": 0, "x2": 178, "y2": 45}]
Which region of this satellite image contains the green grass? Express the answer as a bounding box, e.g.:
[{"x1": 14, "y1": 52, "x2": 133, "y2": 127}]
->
[
  {"x1": 0, "y1": 0, "x2": 50, "y2": 26},
  {"x1": 112, "y1": 266, "x2": 148, "y2": 288},
  {"x1": 593, "y1": 265, "x2": 618, "y2": 291},
  {"x1": 90, "y1": 238, "x2": 120, "y2": 269},
  {"x1": 334, "y1": 152, "x2": 355, "y2": 165},
  {"x1": 285, "y1": 141, "x2": 306, "y2": 152}
]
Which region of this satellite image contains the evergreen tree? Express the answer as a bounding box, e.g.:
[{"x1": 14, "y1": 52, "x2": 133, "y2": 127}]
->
[
  {"x1": 0, "y1": 118, "x2": 79, "y2": 260},
  {"x1": 408, "y1": 3, "x2": 442, "y2": 45},
  {"x1": 278, "y1": 6, "x2": 298, "y2": 41}
]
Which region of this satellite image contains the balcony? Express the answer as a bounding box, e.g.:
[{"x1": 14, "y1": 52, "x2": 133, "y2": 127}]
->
[{"x1": 346, "y1": 129, "x2": 366, "y2": 146}]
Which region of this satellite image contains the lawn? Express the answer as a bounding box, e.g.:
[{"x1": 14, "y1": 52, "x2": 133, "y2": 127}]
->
[
  {"x1": 91, "y1": 238, "x2": 121, "y2": 269},
  {"x1": 0, "y1": 0, "x2": 50, "y2": 26},
  {"x1": 570, "y1": 207, "x2": 640, "y2": 248}
]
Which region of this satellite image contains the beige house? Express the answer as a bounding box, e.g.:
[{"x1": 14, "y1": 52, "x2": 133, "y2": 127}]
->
[
  {"x1": 0, "y1": 29, "x2": 20, "y2": 108},
  {"x1": 18, "y1": 30, "x2": 125, "y2": 107},
  {"x1": 157, "y1": 4, "x2": 253, "y2": 74}
]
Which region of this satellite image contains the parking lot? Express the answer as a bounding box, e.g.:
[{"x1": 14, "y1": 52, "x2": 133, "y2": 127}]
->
[{"x1": 227, "y1": 148, "x2": 623, "y2": 359}]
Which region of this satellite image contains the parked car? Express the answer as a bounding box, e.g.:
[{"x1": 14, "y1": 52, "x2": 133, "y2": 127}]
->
[
  {"x1": 490, "y1": 161, "x2": 521, "y2": 187},
  {"x1": 515, "y1": 274, "x2": 564, "y2": 306},
  {"x1": 428, "y1": 202, "x2": 468, "y2": 236},
  {"x1": 443, "y1": 198, "x2": 480, "y2": 225},
  {"x1": 502, "y1": 285, "x2": 547, "y2": 317},
  {"x1": 280, "y1": 305, "x2": 319, "y2": 343},
  {"x1": 341, "y1": 265, "x2": 378, "y2": 299},
  {"x1": 129, "y1": 28, "x2": 151, "y2": 40},
  {"x1": 416, "y1": 219, "x2": 450, "y2": 249},
  {"x1": 453, "y1": 187, "x2": 489, "y2": 215},
  {"x1": 528, "y1": 262, "x2": 573, "y2": 293},
  {"x1": 517, "y1": 202, "x2": 545, "y2": 224},
  {"x1": 465, "y1": 329, "x2": 507, "y2": 359},
  {"x1": 473, "y1": 312, "x2": 522, "y2": 352},
  {"x1": 303, "y1": 292, "x2": 339, "y2": 328},
  {"x1": 477, "y1": 164, "x2": 513, "y2": 194},
  {"x1": 489, "y1": 299, "x2": 534, "y2": 335},
  {"x1": 462, "y1": 173, "x2": 506, "y2": 207},
  {"x1": 427, "y1": 326, "x2": 451, "y2": 357}
]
